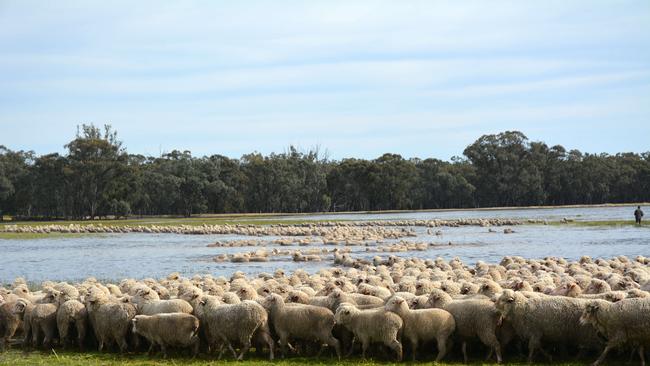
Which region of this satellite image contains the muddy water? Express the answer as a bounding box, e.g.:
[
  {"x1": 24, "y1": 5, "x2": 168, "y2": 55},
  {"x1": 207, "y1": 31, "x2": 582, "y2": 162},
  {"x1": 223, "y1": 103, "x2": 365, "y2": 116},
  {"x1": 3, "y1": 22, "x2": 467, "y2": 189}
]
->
[{"x1": 1, "y1": 207, "x2": 648, "y2": 283}]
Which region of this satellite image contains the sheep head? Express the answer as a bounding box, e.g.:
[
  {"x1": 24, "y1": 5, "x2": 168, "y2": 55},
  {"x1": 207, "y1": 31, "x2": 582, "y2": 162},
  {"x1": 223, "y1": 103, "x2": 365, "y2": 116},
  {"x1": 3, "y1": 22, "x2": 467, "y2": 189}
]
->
[
  {"x1": 579, "y1": 302, "x2": 601, "y2": 326},
  {"x1": 12, "y1": 298, "x2": 30, "y2": 317}
]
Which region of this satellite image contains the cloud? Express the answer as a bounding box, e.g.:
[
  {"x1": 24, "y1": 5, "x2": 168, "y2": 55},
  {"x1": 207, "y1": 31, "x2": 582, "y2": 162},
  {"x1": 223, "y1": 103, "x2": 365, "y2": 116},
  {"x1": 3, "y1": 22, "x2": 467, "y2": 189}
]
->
[{"x1": 0, "y1": 0, "x2": 649, "y2": 159}]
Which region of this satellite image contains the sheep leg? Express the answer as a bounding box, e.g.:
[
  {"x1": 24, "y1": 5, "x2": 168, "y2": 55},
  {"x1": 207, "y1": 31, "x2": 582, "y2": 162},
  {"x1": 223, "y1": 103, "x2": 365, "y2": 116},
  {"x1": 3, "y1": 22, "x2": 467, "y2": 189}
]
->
[
  {"x1": 190, "y1": 337, "x2": 199, "y2": 359},
  {"x1": 323, "y1": 335, "x2": 341, "y2": 360},
  {"x1": 286, "y1": 341, "x2": 297, "y2": 352},
  {"x1": 226, "y1": 341, "x2": 238, "y2": 359},
  {"x1": 410, "y1": 338, "x2": 418, "y2": 361},
  {"x1": 361, "y1": 340, "x2": 369, "y2": 360},
  {"x1": 97, "y1": 338, "x2": 105, "y2": 353},
  {"x1": 436, "y1": 335, "x2": 448, "y2": 362},
  {"x1": 479, "y1": 332, "x2": 502, "y2": 364},
  {"x1": 486, "y1": 348, "x2": 494, "y2": 361},
  {"x1": 160, "y1": 344, "x2": 167, "y2": 359},
  {"x1": 260, "y1": 330, "x2": 274, "y2": 360},
  {"x1": 278, "y1": 333, "x2": 296, "y2": 358},
  {"x1": 593, "y1": 344, "x2": 615, "y2": 366},
  {"x1": 387, "y1": 338, "x2": 402, "y2": 362},
  {"x1": 527, "y1": 335, "x2": 543, "y2": 363},
  {"x1": 639, "y1": 345, "x2": 646, "y2": 366},
  {"x1": 462, "y1": 341, "x2": 468, "y2": 363},
  {"x1": 217, "y1": 343, "x2": 226, "y2": 360},
  {"x1": 58, "y1": 322, "x2": 69, "y2": 349},
  {"x1": 315, "y1": 343, "x2": 325, "y2": 359},
  {"x1": 237, "y1": 336, "x2": 252, "y2": 361},
  {"x1": 42, "y1": 326, "x2": 55, "y2": 349},
  {"x1": 76, "y1": 321, "x2": 86, "y2": 351},
  {"x1": 31, "y1": 325, "x2": 41, "y2": 349},
  {"x1": 346, "y1": 337, "x2": 356, "y2": 358},
  {"x1": 538, "y1": 345, "x2": 552, "y2": 361}
]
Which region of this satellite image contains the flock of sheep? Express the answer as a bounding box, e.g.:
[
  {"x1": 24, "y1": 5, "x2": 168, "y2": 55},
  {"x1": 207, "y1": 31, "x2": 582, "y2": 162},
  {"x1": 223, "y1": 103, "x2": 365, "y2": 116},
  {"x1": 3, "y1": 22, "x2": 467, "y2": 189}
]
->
[
  {"x1": 2, "y1": 254, "x2": 650, "y2": 365},
  {"x1": 0, "y1": 218, "x2": 540, "y2": 236}
]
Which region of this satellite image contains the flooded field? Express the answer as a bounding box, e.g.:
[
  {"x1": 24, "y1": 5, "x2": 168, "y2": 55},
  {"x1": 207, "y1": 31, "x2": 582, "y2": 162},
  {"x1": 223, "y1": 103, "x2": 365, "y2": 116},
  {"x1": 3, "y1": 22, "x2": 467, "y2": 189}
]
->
[
  {"x1": 259, "y1": 204, "x2": 640, "y2": 222},
  {"x1": 1, "y1": 206, "x2": 648, "y2": 283}
]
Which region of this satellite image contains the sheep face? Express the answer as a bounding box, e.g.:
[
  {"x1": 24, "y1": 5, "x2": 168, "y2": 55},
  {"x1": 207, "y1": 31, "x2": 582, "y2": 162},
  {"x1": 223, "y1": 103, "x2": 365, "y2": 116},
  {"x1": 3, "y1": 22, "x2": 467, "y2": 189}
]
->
[
  {"x1": 264, "y1": 294, "x2": 283, "y2": 310},
  {"x1": 385, "y1": 296, "x2": 407, "y2": 313},
  {"x1": 42, "y1": 289, "x2": 61, "y2": 303},
  {"x1": 579, "y1": 302, "x2": 600, "y2": 326},
  {"x1": 131, "y1": 316, "x2": 143, "y2": 334},
  {"x1": 495, "y1": 290, "x2": 518, "y2": 318},
  {"x1": 409, "y1": 297, "x2": 426, "y2": 309},
  {"x1": 586, "y1": 281, "x2": 606, "y2": 294},
  {"x1": 334, "y1": 306, "x2": 354, "y2": 324},
  {"x1": 13, "y1": 285, "x2": 29, "y2": 297},
  {"x1": 12, "y1": 299, "x2": 28, "y2": 317},
  {"x1": 135, "y1": 288, "x2": 159, "y2": 301}
]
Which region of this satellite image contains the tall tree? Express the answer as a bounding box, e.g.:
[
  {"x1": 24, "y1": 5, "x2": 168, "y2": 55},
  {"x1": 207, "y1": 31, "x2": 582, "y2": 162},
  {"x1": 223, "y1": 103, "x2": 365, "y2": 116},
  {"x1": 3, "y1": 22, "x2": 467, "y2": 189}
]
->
[{"x1": 64, "y1": 124, "x2": 127, "y2": 219}]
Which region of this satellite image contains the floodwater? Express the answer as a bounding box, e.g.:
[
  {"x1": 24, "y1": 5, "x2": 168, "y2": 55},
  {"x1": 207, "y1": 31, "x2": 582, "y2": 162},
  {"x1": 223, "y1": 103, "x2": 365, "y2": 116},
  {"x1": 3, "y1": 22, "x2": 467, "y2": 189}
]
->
[
  {"x1": 258, "y1": 205, "x2": 640, "y2": 222},
  {"x1": 1, "y1": 206, "x2": 648, "y2": 283}
]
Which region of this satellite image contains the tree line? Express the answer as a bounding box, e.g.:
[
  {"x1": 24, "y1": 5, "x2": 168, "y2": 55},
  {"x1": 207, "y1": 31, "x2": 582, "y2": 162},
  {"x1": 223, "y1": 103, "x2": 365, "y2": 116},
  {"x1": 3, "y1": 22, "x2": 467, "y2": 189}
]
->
[{"x1": 1, "y1": 125, "x2": 648, "y2": 220}]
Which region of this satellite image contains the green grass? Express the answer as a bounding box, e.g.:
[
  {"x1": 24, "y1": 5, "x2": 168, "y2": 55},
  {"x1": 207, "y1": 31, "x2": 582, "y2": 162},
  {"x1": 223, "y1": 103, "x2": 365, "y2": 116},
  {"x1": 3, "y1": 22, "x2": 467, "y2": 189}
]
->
[
  {"x1": 0, "y1": 349, "x2": 606, "y2": 366},
  {"x1": 550, "y1": 220, "x2": 650, "y2": 228},
  {"x1": 0, "y1": 232, "x2": 94, "y2": 240}
]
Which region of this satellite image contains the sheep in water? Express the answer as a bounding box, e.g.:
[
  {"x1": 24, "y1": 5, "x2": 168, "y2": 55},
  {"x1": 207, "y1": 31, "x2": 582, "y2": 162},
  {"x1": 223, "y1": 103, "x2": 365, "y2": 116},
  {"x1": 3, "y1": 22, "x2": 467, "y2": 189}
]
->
[
  {"x1": 264, "y1": 293, "x2": 341, "y2": 359},
  {"x1": 580, "y1": 298, "x2": 650, "y2": 366},
  {"x1": 131, "y1": 313, "x2": 200, "y2": 358},
  {"x1": 384, "y1": 296, "x2": 455, "y2": 361},
  {"x1": 334, "y1": 303, "x2": 403, "y2": 361}
]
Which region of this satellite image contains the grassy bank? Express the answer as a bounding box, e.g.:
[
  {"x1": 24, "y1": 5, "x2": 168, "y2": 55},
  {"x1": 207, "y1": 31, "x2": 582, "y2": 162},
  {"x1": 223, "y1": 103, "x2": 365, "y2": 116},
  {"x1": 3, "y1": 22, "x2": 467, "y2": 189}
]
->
[
  {"x1": 553, "y1": 220, "x2": 649, "y2": 228},
  {"x1": 0, "y1": 232, "x2": 93, "y2": 240},
  {"x1": 0, "y1": 349, "x2": 606, "y2": 366}
]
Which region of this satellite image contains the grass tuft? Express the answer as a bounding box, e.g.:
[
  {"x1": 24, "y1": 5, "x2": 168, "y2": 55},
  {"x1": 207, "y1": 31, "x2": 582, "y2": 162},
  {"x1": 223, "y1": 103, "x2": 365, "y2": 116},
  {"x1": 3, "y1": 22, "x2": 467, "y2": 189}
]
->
[{"x1": 0, "y1": 349, "x2": 618, "y2": 366}]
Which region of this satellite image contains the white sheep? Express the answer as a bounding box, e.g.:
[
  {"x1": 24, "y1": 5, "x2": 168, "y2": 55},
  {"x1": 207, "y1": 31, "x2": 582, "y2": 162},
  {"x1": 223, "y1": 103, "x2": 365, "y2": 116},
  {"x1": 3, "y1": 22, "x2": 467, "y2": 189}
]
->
[
  {"x1": 334, "y1": 303, "x2": 403, "y2": 361},
  {"x1": 131, "y1": 313, "x2": 200, "y2": 358},
  {"x1": 384, "y1": 296, "x2": 455, "y2": 361},
  {"x1": 200, "y1": 299, "x2": 274, "y2": 360},
  {"x1": 580, "y1": 298, "x2": 650, "y2": 366},
  {"x1": 264, "y1": 293, "x2": 341, "y2": 359}
]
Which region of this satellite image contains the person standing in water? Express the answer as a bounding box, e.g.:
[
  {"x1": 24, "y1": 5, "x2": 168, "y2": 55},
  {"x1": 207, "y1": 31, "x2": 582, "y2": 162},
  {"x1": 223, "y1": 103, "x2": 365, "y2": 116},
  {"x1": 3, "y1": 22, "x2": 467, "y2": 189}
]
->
[{"x1": 634, "y1": 206, "x2": 644, "y2": 225}]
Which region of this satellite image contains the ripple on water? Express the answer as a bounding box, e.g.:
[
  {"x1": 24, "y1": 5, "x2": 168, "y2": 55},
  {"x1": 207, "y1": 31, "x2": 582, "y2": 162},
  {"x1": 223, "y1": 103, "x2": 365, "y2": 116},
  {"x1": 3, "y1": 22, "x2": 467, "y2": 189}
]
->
[{"x1": 1, "y1": 208, "x2": 648, "y2": 282}]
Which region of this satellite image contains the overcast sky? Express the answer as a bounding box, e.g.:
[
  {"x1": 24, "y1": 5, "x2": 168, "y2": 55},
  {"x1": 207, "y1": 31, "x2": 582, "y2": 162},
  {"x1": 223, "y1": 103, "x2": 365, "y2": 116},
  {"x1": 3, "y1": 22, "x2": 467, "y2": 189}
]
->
[{"x1": 1, "y1": 1, "x2": 649, "y2": 160}]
